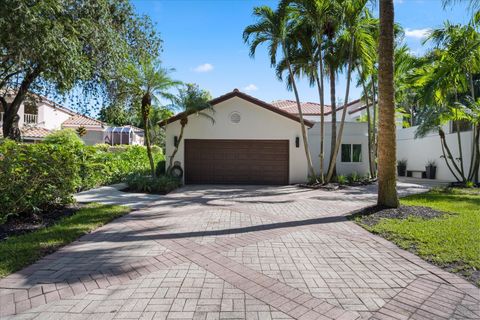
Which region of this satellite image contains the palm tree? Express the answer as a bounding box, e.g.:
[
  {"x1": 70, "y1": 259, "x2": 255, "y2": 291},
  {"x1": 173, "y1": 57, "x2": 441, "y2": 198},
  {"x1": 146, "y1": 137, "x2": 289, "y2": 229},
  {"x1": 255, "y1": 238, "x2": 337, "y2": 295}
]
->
[
  {"x1": 243, "y1": 6, "x2": 317, "y2": 179},
  {"x1": 115, "y1": 57, "x2": 181, "y2": 177},
  {"x1": 166, "y1": 83, "x2": 213, "y2": 173},
  {"x1": 281, "y1": 0, "x2": 332, "y2": 182},
  {"x1": 377, "y1": 0, "x2": 399, "y2": 207},
  {"x1": 325, "y1": 0, "x2": 377, "y2": 182}
]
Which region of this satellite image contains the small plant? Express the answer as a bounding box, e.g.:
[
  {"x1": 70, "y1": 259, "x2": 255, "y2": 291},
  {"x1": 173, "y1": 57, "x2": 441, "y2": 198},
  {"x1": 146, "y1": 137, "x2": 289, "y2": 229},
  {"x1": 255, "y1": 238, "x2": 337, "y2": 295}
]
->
[
  {"x1": 155, "y1": 159, "x2": 166, "y2": 176},
  {"x1": 397, "y1": 159, "x2": 407, "y2": 176},
  {"x1": 465, "y1": 181, "x2": 475, "y2": 188},
  {"x1": 337, "y1": 175, "x2": 347, "y2": 185},
  {"x1": 426, "y1": 159, "x2": 437, "y2": 167},
  {"x1": 347, "y1": 171, "x2": 359, "y2": 184},
  {"x1": 126, "y1": 174, "x2": 181, "y2": 194}
]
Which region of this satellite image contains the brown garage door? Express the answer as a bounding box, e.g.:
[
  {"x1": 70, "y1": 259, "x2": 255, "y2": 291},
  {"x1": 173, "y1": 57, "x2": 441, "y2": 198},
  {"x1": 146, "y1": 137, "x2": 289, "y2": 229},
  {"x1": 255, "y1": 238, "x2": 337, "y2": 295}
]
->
[{"x1": 184, "y1": 139, "x2": 289, "y2": 185}]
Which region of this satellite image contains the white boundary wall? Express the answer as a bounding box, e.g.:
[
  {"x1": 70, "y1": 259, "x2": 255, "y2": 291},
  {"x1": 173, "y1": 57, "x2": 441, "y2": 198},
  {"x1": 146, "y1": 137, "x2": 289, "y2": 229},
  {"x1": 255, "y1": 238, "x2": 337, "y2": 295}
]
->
[{"x1": 397, "y1": 124, "x2": 475, "y2": 182}]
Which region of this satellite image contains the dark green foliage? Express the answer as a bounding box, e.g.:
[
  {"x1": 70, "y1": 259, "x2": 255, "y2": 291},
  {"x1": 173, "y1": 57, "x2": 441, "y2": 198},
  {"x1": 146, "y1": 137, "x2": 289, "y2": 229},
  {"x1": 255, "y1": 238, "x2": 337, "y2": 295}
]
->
[
  {"x1": 156, "y1": 159, "x2": 166, "y2": 177},
  {"x1": 126, "y1": 174, "x2": 181, "y2": 194},
  {"x1": 0, "y1": 136, "x2": 163, "y2": 222},
  {"x1": 0, "y1": 140, "x2": 79, "y2": 223}
]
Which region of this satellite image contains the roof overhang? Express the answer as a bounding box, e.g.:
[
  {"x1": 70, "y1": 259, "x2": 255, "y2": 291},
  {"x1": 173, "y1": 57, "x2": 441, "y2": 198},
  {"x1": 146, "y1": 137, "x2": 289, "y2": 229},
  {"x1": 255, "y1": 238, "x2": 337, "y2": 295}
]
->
[{"x1": 159, "y1": 89, "x2": 314, "y2": 128}]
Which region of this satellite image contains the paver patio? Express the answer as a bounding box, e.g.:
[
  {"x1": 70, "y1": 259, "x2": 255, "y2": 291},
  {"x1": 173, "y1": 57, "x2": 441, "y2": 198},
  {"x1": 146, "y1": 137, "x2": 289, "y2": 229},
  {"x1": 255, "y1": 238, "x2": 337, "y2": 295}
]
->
[{"x1": 1, "y1": 182, "x2": 479, "y2": 319}]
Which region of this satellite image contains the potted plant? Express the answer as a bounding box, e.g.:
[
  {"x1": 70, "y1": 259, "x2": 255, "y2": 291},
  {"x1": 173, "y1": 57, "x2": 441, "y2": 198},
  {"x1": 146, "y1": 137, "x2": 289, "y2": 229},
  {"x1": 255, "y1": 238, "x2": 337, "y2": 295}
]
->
[
  {"x1": 425, "y1": 160, "x2": 437, "y2": 179},
  {"x1": 397, "y1": 159, "x2": 407, "y2": 177}
]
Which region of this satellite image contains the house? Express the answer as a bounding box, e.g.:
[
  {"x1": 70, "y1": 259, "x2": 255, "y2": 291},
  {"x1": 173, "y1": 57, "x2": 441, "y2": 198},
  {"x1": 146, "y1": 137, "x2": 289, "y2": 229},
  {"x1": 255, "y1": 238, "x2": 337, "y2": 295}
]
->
[
  {"x1": 0, "y1": 92, "x2": 144, "y2": 145},
  {"x1": 162, "y1": 89, "x2": 370, "y2": 185}
]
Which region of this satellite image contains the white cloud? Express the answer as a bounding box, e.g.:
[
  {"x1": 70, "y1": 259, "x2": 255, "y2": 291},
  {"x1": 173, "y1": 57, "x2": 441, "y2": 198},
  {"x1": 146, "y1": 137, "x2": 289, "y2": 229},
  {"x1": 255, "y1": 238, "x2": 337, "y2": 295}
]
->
[
  {"x1": 405, "y1": 28, "x2": 431, "y2": 39},
  {"x1": 193, "y1": 63, "x2": 214, "y2": 73},
  {"x1": 243, "y1": 84, "x2": 258, "y2": 91}
]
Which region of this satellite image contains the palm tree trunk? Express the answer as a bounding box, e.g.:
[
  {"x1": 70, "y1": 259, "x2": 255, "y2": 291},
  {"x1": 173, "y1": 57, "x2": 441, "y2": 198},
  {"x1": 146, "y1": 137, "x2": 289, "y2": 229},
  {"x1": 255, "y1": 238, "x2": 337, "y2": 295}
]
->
[
  {"x1": 142, "y1": 103, "x2": 156, "y2": 178},
  {"x1": 439, "y1": 133, "x2": 461, "y2": 182},
  {"x1": 377, "y1": 0, "x2": 399, "y2": 208},
  {"x1": 371, "y1": 76, "x2": 378, "y2": 175},
  {"x1": 167, "y1": 120, "x2": 187, "y2": 173},
  {"x1": 328, "y1": 65, "x2": 337, "y2": 179},
  {"x1": 315, "y1": 42, "x2": 326, "y2": 183},
  {"x1": 326, "y1": 39, "x2": 354, "y2": 183},
  {"x1": 282, "y1": 44, "x2": 317, "y2": 180},
  {"x1": 439, "y1": 129, "x2": 465, "y2": 182},
  {"x1": 362, "y1": 80, "x2": 374, "y2": 178}
]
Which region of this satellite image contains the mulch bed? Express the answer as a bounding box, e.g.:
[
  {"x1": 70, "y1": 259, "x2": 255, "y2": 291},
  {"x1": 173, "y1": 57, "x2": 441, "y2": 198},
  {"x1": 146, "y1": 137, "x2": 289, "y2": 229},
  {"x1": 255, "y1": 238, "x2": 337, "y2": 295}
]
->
[
  {"x1": 352, "y1": 205, "x2": 480, "y2": 287},
  {"x1": 0, "y1": 205, "x2": 81, "y2": 241},
  {"x1": 352, "y1": 205, "x2": 448, "y2": 227}
]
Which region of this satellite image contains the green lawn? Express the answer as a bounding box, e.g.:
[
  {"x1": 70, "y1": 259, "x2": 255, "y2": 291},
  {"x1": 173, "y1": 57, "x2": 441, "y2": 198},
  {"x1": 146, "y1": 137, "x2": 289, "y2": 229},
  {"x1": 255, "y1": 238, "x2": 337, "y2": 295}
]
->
[
  {"x1": 0, "y1": 203, "x2": 130, "y2": 278},
  {"x1": 358, "y1": 188, "x2": 480, "y2": 285}
]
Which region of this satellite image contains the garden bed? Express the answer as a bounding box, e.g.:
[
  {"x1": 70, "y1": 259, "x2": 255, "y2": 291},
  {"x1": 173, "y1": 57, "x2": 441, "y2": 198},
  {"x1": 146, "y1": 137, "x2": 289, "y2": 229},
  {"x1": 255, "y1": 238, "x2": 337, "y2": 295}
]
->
[{"x1": 352, "y1": 187, "x2": 480, "y2": 287}]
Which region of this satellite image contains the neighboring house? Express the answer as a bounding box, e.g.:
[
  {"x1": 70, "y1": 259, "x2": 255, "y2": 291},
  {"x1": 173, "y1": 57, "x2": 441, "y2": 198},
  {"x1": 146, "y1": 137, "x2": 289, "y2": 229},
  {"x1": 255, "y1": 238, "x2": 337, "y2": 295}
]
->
[
  {"x1": 162, "y1": 89, "x2": 370, "y2": 185},
  {"x1": 0, "y1": 92, "x2": 144, "y2": 145}
]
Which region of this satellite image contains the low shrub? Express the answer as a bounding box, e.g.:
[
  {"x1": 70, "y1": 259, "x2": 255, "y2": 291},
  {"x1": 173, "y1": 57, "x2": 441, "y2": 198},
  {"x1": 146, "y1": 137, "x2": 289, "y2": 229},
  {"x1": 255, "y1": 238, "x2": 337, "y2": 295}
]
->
[
  {"x1": 0, "y1": 140, "x2": 79, "y2": 223},
  {"x1": 156, "y1": 159, "x2": 166, "y2": 177},
  {"x1": 0, "y1": 133, "x2": 164, "y2": 221},
  {"x1": 337, "y1": 175, "x2": 347, "y2": 185},
  {"x1": 126, "y1": 174, "x2": 181, "y2": 194},
  {"x1": 347, "y1": 172, "x2": 360, "y2": 184}
]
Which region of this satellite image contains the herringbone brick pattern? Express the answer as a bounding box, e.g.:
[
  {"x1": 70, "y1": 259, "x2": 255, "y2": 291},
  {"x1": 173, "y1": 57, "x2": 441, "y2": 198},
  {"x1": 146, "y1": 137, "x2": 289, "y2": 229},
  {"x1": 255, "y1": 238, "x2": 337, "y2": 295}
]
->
[{"x1": 1, "y1": 184, "x2": 478, "y2": 320}]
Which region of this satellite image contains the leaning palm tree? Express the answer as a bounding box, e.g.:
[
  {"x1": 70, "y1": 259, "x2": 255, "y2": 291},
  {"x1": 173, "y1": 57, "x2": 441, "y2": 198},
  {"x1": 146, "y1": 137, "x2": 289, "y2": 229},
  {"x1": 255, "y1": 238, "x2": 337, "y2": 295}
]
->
[
  {"x1": 377, "y1": 0, "x2": 399, "y2": 207},
  {"x1": 115, "y1": 57, "x2": 181, "y2": 177},
  {"x1": 243, "y1": 5, "x2": 317, "y2": 179},
  {"x1": 165, "y1": 83, "x2": 214, "y2": 173}
]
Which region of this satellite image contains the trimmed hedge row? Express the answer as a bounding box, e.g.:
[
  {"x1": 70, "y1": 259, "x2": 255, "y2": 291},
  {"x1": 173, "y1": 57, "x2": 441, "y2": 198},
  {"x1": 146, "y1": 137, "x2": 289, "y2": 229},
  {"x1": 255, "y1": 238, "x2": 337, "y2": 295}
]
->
[{"x1": 0, "y1": 134, "x2": 163, "y2": 223}]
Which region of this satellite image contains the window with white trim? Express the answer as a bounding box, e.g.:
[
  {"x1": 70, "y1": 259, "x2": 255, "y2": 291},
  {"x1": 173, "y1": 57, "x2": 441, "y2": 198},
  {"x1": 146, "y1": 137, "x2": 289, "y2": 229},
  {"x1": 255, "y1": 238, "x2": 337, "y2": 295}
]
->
[{"x1": 341, "y1": 144, "x2": 362, "y2": 162}]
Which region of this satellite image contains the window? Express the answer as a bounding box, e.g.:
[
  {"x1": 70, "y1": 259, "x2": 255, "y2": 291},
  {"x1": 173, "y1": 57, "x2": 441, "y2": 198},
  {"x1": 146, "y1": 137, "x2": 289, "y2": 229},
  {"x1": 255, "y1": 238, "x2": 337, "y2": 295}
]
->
[
  {"x1": 341, "y1": 144, "x2": 362, "y2": 162},
  {"x1": 451, "y1": 120, "x2": 472, "y2": 133}
]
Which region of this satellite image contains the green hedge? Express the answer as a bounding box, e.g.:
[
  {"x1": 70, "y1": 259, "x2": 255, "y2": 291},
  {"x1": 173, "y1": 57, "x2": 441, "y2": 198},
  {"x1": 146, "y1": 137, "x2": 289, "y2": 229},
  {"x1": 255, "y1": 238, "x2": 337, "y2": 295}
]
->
[{"x1": 0, "y1": 135, "x2": 163, "y2": 223}]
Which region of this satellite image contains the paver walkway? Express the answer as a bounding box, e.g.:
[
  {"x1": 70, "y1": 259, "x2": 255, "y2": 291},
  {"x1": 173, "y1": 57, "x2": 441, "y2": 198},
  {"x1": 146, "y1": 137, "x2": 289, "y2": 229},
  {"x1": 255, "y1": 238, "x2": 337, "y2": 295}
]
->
[{"x1": 1, "y1": 182, "x2": 478, "y2": 320}]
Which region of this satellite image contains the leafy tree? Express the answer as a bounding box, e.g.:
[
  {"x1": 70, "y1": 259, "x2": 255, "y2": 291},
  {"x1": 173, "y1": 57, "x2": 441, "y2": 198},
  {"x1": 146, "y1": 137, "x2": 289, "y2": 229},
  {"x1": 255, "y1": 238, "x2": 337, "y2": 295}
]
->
[
  {"x1": 98, "y1": 104, "x2": 137, "y2": 127},
  {"x1": 111, "y1": 57, "x2": 180, "y2": 177},
  {"x1": 0, "y1": 0, "x2": 160, "y2": 138},
  {"x1": 377, "y1": 0, "x2": 399, "y2": 207},
  {"x1": 243, "y1": 5, "x2": 317, "y2": 180},
  {"x1": 165, "y1": 84, "x2": 213, "y2": 173}
]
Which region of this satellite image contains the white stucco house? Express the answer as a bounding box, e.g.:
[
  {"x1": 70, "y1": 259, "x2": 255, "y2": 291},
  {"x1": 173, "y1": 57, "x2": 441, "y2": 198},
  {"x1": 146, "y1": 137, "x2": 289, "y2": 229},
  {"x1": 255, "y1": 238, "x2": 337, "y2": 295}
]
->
[
  {"x1": 162, "y1": 89, "x2": 370, "y2": 185},
  {"x1": 0, "y1": 92, "x2": 144, "y2": 145}
]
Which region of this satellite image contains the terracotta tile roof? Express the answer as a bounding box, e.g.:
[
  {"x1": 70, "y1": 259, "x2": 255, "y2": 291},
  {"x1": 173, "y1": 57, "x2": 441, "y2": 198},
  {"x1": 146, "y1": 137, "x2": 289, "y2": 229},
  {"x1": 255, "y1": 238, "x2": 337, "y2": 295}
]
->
[
  {"x1": 271, "y1": 100, "x2": 333, "y2": 115},
  {"x1": 271, "y1": 99, "x2": 362, "y2": 116},
  {"x1": 21, "y1": 126, "x2": 51, "y2": 138},
  {"x1": 62, "y1": 114, "x2": 104, "y2": 127}
]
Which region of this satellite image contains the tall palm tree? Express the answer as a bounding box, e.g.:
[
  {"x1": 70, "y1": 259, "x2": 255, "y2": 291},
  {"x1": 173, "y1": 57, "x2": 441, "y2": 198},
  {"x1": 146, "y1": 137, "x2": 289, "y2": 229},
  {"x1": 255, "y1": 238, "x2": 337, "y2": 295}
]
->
[
  {"x1": 116, "y1": 57, "x2": 181, "y2": 177},
  {"x1": 282, "y1": 0, "x2": 331, "y2": 182},
  {"x1": 166, "y1": 83, "x2": 214, "y2": 173},
  {"x1": 377, "y1": 0, "x2": 399, "y2": 207},
  {"x1": 325, "y1": 0, "x2": 377, "y2": 182},
  {"x1": 243, "y1": 6, "x2": 317, "y2": 179}
]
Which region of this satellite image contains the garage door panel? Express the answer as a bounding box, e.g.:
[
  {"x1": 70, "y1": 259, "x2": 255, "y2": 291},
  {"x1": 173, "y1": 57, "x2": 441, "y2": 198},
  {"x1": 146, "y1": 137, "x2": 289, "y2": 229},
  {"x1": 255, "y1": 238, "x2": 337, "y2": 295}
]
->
[{"x1": 184, "y1": 139, "x2": 289, "y2": 185}]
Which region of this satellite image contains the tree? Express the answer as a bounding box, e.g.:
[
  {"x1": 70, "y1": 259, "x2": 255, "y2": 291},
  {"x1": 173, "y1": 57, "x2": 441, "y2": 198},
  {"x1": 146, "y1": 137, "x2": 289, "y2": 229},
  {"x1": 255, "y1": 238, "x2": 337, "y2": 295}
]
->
[
  {"x1": 377, "y1": 0, "x2": 400, "y2": 207},
  {"x1": 244, "y1": 6, "x2": 317, "y2": 179},
  {"x1": 325, "y1": 0, "x2": 377, "y2": 183},
  {"x1": 0, "y1": 0, "x2": 160, "y2": 138},
  {"x1": 165, "y1": 84, "x2": 213, "y2": 173},
  {"x1": 113, "y1": 57, "x2": 180, "y2": 177}
]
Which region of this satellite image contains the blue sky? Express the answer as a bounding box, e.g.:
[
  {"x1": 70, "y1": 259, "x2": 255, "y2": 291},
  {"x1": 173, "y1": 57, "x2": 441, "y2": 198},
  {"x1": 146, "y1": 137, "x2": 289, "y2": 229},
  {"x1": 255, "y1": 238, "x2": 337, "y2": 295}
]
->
[{"x1": 131, "y1": 0, "x2": 471, "y2": 106}]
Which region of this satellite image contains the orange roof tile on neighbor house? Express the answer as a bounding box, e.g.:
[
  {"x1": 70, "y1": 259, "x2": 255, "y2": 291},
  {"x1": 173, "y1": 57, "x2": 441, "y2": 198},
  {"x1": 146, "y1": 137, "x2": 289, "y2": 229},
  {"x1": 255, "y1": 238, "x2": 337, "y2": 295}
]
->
[
  {"x1": 271, "y1": 99, "x2": 362, "y2": 116},
  {"x1": 62, "y1": 114, "x2": 105, "y2": 127},
  {"x1": 271, "y1": 100, "x2": 332, "y2": 115},
  {"x1": 21, "y1": 127, "x2": 51, "y2": 139}
]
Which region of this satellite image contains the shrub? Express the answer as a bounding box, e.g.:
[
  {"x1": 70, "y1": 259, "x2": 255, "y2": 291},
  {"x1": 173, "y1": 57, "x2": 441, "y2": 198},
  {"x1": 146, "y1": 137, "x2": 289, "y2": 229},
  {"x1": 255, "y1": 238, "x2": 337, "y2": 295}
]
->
[
  {"x1": 337, "y1": 175, "x2": 347, "y2": 185},
  {"x1": 126, "y1": 174, "x2": 181, "y2": 194},
  {"x1": 156, "y1": 159, "x2": 166, "y2": 177},
  {"x1": 43, "y1": 129, "x2": 84, "y2": 149},
  {"x1": 347, "y1": 172, "x2": 359, "y2": 184},
  {"x1": 0, "y1": 140, "x2": 79, "y2": 223}
]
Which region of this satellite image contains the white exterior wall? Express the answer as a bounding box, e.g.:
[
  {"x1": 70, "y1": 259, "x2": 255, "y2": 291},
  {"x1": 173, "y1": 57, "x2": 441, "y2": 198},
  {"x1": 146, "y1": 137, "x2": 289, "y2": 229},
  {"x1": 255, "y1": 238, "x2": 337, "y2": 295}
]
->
[
  {"x1": 308, "y1": 122, "x2": 370, "y2": 177},
  {"x1": 81, "y1": 130, "x2": 105, "y2": 146},
  {"x1": 165, "y1": 96, "x2": 308, "y2": 184},
  {"x1": 37, "y1": 104, "x2": 72, "y2": 130},
  {"x1": 397, "y1": 124, "x2": 474, "y2": 181}
]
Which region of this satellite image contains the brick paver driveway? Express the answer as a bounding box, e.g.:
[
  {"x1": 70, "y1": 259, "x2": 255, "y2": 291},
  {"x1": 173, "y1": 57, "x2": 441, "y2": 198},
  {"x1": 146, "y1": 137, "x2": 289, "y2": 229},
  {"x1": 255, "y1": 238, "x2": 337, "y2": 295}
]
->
[{"x1": 1, "y1": 183, "x2": 479, "y2": 320}]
